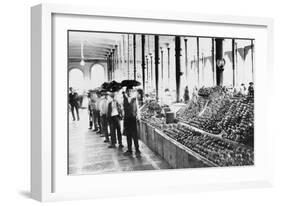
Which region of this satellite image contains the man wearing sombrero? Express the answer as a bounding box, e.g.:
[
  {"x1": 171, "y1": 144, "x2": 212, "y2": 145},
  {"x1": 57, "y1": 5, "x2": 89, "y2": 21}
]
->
[{"x1": 121, "y1": 80, "x2": 141, "y2": 156}]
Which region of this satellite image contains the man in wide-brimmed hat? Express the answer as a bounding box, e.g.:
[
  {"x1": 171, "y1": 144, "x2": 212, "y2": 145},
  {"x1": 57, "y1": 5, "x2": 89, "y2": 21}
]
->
[{"x1": 122, "y1": 84, "x2": 141, "y2": 156}]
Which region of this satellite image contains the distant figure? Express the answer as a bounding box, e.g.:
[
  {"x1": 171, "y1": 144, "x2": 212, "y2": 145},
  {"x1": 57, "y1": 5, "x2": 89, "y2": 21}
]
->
[
  {"x1": 183, "y1": 86, "x2": 190, "y2": 103},
  {"x1": 248, "y1": 82, "x2": 254, "y2": 97},
  {"x1": 240, "y1": 83, "x2": 247, "y2": 95},
  {"x1": 163, "y1": 88, "x2": 173, "y2": 105},
  {"x1": 137, "y1": 89, "x2": 144, "y2": 107},
  {"x1": 68, "y1": 87, "x2": 80, "y2": 121}
]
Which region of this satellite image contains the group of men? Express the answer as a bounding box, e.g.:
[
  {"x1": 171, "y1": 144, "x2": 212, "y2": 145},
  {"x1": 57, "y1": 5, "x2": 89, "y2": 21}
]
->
[{"x1": 88, "y1": 87, "x2": 141, "y2": 156}]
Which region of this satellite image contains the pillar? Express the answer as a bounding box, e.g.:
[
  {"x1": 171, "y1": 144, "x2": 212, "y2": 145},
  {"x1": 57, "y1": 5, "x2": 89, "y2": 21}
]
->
[
  {"x1": 141, "y1": 35, "x2": 146, "y2": 93},
  {"x1": 251, "y1": 39, "x2": 254, "y2": 82},
  {"x1": 133, "y1": 34, "x2": 136, "y2": 80},
  {"x1": 167, "y1": 46, "x2": 170, "y2": 86},
  {"x1": 146, "y1": 55, "x2": 149, "y2": 90},
  {"x1": 160, "y1": 48, "x2": 164, "y2": 82},
  {"x1": 211, "y1": 38, "x2": 215, "y2": 86},
  {"x1": 232, "y1": 39, "x2": 236, "y2": 87},
  {"x1": 127, "y1": 34, "x2": 130, "y2": 79},
  {"x1": 154, "y1": 35, "x2": 159, "y2": 101},
  {"x1": 196, "y1": 37, "x2": 200, "y2": 87},
  {"x1": 184, "y1": 38, "x2": 188, "y2": 82},
  {"x1": 175, "y1": 36, "x2": 181, "y2": 103},
  {"x1": 215, "y1": 38, "x2": 224, "y2": 86}
]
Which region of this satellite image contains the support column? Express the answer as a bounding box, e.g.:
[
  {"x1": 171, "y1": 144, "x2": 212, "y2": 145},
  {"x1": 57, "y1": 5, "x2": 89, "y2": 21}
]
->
[
  {"x1": 232, "y1": 39, "x2": 236, "y2": 87},
  {"x1": 150, "y1": 54, "x2": 153, "y2": 87},
  {"x1": 167, "y1": 45, "x2": 170, "y2": 86},
  {"x1": 154, "y1": 35, "x2": 159, "y2": 101},
  {"x1": 114, "y1": 46, "x2": 116, "y2": 80},
  {"x1": 196, "y1": 37, "x2": 200, "y2": 87},
  {"x1": 211, "y1": 38, "x2": 215, "y2": 86},
  {"x1": 112, "y1": 48, "x2": 115, "y2": 80},
  {"x1": 251, "y1": 39, "x2": 254, "y2": 82},
  {"x1": 175, "y1": 36, "x2": 181, "y2": 103},
  {"x1": 141, "y1": 35, "x2": 146, "y2": 93},
  {"x1": 127, "y1": 34, "x2": 130, "y2": 79},
  {"x1": 122, "y1": 35, "x2": 126, "y2": 78},
  {"x1": 184, "y1": 38, "x2": 188, "y2": 82},
  {"x1": 107, "y1": 55, "x2": 110, "y2": 81},
  {"x1": 215, "y1": 38, "x2": 224, "y2": 86},
  {"x1": 146, "y1": 55, "x2": 149, "y2": 90},
  {"x1": 160, "y1": 48, "x2": 164, "y2": 82},
  {"x1": 133, "y1": 34, "x2": 136, "y2": 80}
]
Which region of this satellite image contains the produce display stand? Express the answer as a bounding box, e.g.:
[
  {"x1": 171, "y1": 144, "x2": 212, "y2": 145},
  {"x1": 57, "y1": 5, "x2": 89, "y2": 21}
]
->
[{"x1": 138, "y1": 120, "x2": 218, "y2": 168}]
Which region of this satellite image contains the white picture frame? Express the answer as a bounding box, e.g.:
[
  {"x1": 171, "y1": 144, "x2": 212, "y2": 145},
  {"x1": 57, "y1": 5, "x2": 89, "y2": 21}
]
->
[{"x1": 31, "y1": 3, "x2": 274, "y2": 202}]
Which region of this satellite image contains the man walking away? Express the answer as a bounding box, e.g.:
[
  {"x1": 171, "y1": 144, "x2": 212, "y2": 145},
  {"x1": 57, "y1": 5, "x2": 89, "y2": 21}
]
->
[{"x1": 69, "y1": 87, "x2": 80, "y2": 121}]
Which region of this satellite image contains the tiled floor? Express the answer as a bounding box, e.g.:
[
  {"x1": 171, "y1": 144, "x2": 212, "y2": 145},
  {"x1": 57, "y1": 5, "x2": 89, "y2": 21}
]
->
[{"x1": 68, "y1": 109, "x2": 171, "y2": 175}]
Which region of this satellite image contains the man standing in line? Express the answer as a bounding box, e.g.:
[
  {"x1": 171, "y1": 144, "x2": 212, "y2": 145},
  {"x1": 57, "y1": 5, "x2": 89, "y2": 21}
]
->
[
  {"x1": 88, "y1": 91, "x2": 95, "y2": 129},
  {"x1": 68, "y1": 87, "x2": 80, "y2": 121},
  {"x1": 107, "y1": 92, "x2": 124, "y2": 148},
  {"x1": 123, "y1": 87, "x2": 141, "y2": 156},
  {"x1": 93, "y1": 92, "x2": 102, "y2": 133},
  {"x1": 99, "y1": 91, "x2": 110, "y2": 143}
]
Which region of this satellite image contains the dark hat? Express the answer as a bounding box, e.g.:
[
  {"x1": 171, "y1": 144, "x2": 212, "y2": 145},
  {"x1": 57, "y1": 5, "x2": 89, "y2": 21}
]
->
[
  {"x1": 100, "y1": 89, "x2": 109, "y2": 96},
  {"x1": 101, "y1": 82, "x2": 110, "y2": 91},
  {"x1": 121, "y1": 80, "x2": 141, "y2": 89},
  {"x1": 108, "y1": 80, "x2": 122, "y2": 92},
  {"x1": 249, "y1": 82, "x2": 254, "y2": 85}
]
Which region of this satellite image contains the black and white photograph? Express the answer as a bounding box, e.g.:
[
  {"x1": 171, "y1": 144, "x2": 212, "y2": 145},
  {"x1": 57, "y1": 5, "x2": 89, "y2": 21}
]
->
[{"x1": 67, "y1": 30, "x2": 255, "y2": 176}]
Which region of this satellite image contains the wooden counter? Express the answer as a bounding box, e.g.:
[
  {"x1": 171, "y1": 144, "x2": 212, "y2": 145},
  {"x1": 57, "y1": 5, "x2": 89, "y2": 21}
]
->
[{"x1": 138, "y1": 120, "x2": 217, "y2": 169}]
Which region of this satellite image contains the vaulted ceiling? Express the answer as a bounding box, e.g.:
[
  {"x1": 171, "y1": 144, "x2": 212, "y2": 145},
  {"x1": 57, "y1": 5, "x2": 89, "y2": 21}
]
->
[
  {"x1": 68, "y1": 31, "x2": 177, "y2": 62},
  {"x1": 68, "y1": 32, "x2": 124, "y2": 61}
]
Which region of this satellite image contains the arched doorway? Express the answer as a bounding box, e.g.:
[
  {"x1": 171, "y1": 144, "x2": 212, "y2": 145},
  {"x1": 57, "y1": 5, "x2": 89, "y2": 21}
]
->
[
  {"x1": 69, "y1": 68, "x2": 84, "y2": 94},
  {"x1": 90, "y1": 64, "x2": 105, "y2": 88}
]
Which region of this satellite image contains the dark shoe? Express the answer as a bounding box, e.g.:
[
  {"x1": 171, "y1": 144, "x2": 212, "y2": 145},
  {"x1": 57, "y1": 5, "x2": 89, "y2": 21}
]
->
[
  {"x1": 135, "y1": 150, "x2": 141, "y2": 154},
  {"x1": 88, "y1": 127, "x2": 92, "y2": 130},
  {"x1": 123, "y1": 150, "x2": 132, "y2": 156},
  {"x1": 118, "y1": 144, "x2": 124, "y2": 149},
  {"x1": 104, "y1": 139, "x2": 110, "y2": 143},
  {"x1": 108, "y1": 144, "x2": 116, "y2": 148},
  {"x1": 93, "y1": 128, "x2": 98, "y2": 132}
]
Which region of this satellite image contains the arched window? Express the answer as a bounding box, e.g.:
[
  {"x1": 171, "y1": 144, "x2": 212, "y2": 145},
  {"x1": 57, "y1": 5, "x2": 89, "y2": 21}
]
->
[
  {"x1": 69, "y1": 68, "x2": 84, "y2": 93},
  {"x1": 90, "y1": 64, "x2": 105, "y2": 88}
]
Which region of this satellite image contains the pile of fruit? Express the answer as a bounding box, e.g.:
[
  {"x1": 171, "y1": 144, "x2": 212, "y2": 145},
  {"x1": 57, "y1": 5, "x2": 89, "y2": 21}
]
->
[
  {"x1": 162, "y1": 124, "x2": 254, "y2": 167},
  {"x1": 218, "y1": 97, "x2": 254, "y2": 145},
  {"x1": 176, "y1": 97, "x2": 208, "y2": 123},
  {"x1": 144, "y1": 116, "x2": 166, "y2": 129},
  {"x1": 198, "y1": 87, "x2": 211, "y2": 97},
  {"x1": 140, "y1": 100, "x2": 171, "y2": 128},
  {"x1": 188, "y1": 96, "x2": 231, "y2": 134},
  {"x1": 140, "y1": 100, "x2": 162, "y2": 120}
]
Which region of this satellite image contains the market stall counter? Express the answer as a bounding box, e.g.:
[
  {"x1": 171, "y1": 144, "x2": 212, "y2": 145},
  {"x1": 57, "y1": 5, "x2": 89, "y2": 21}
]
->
[{"x1": 138, "y1": 120, "x2": 216, "y2": 168}]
